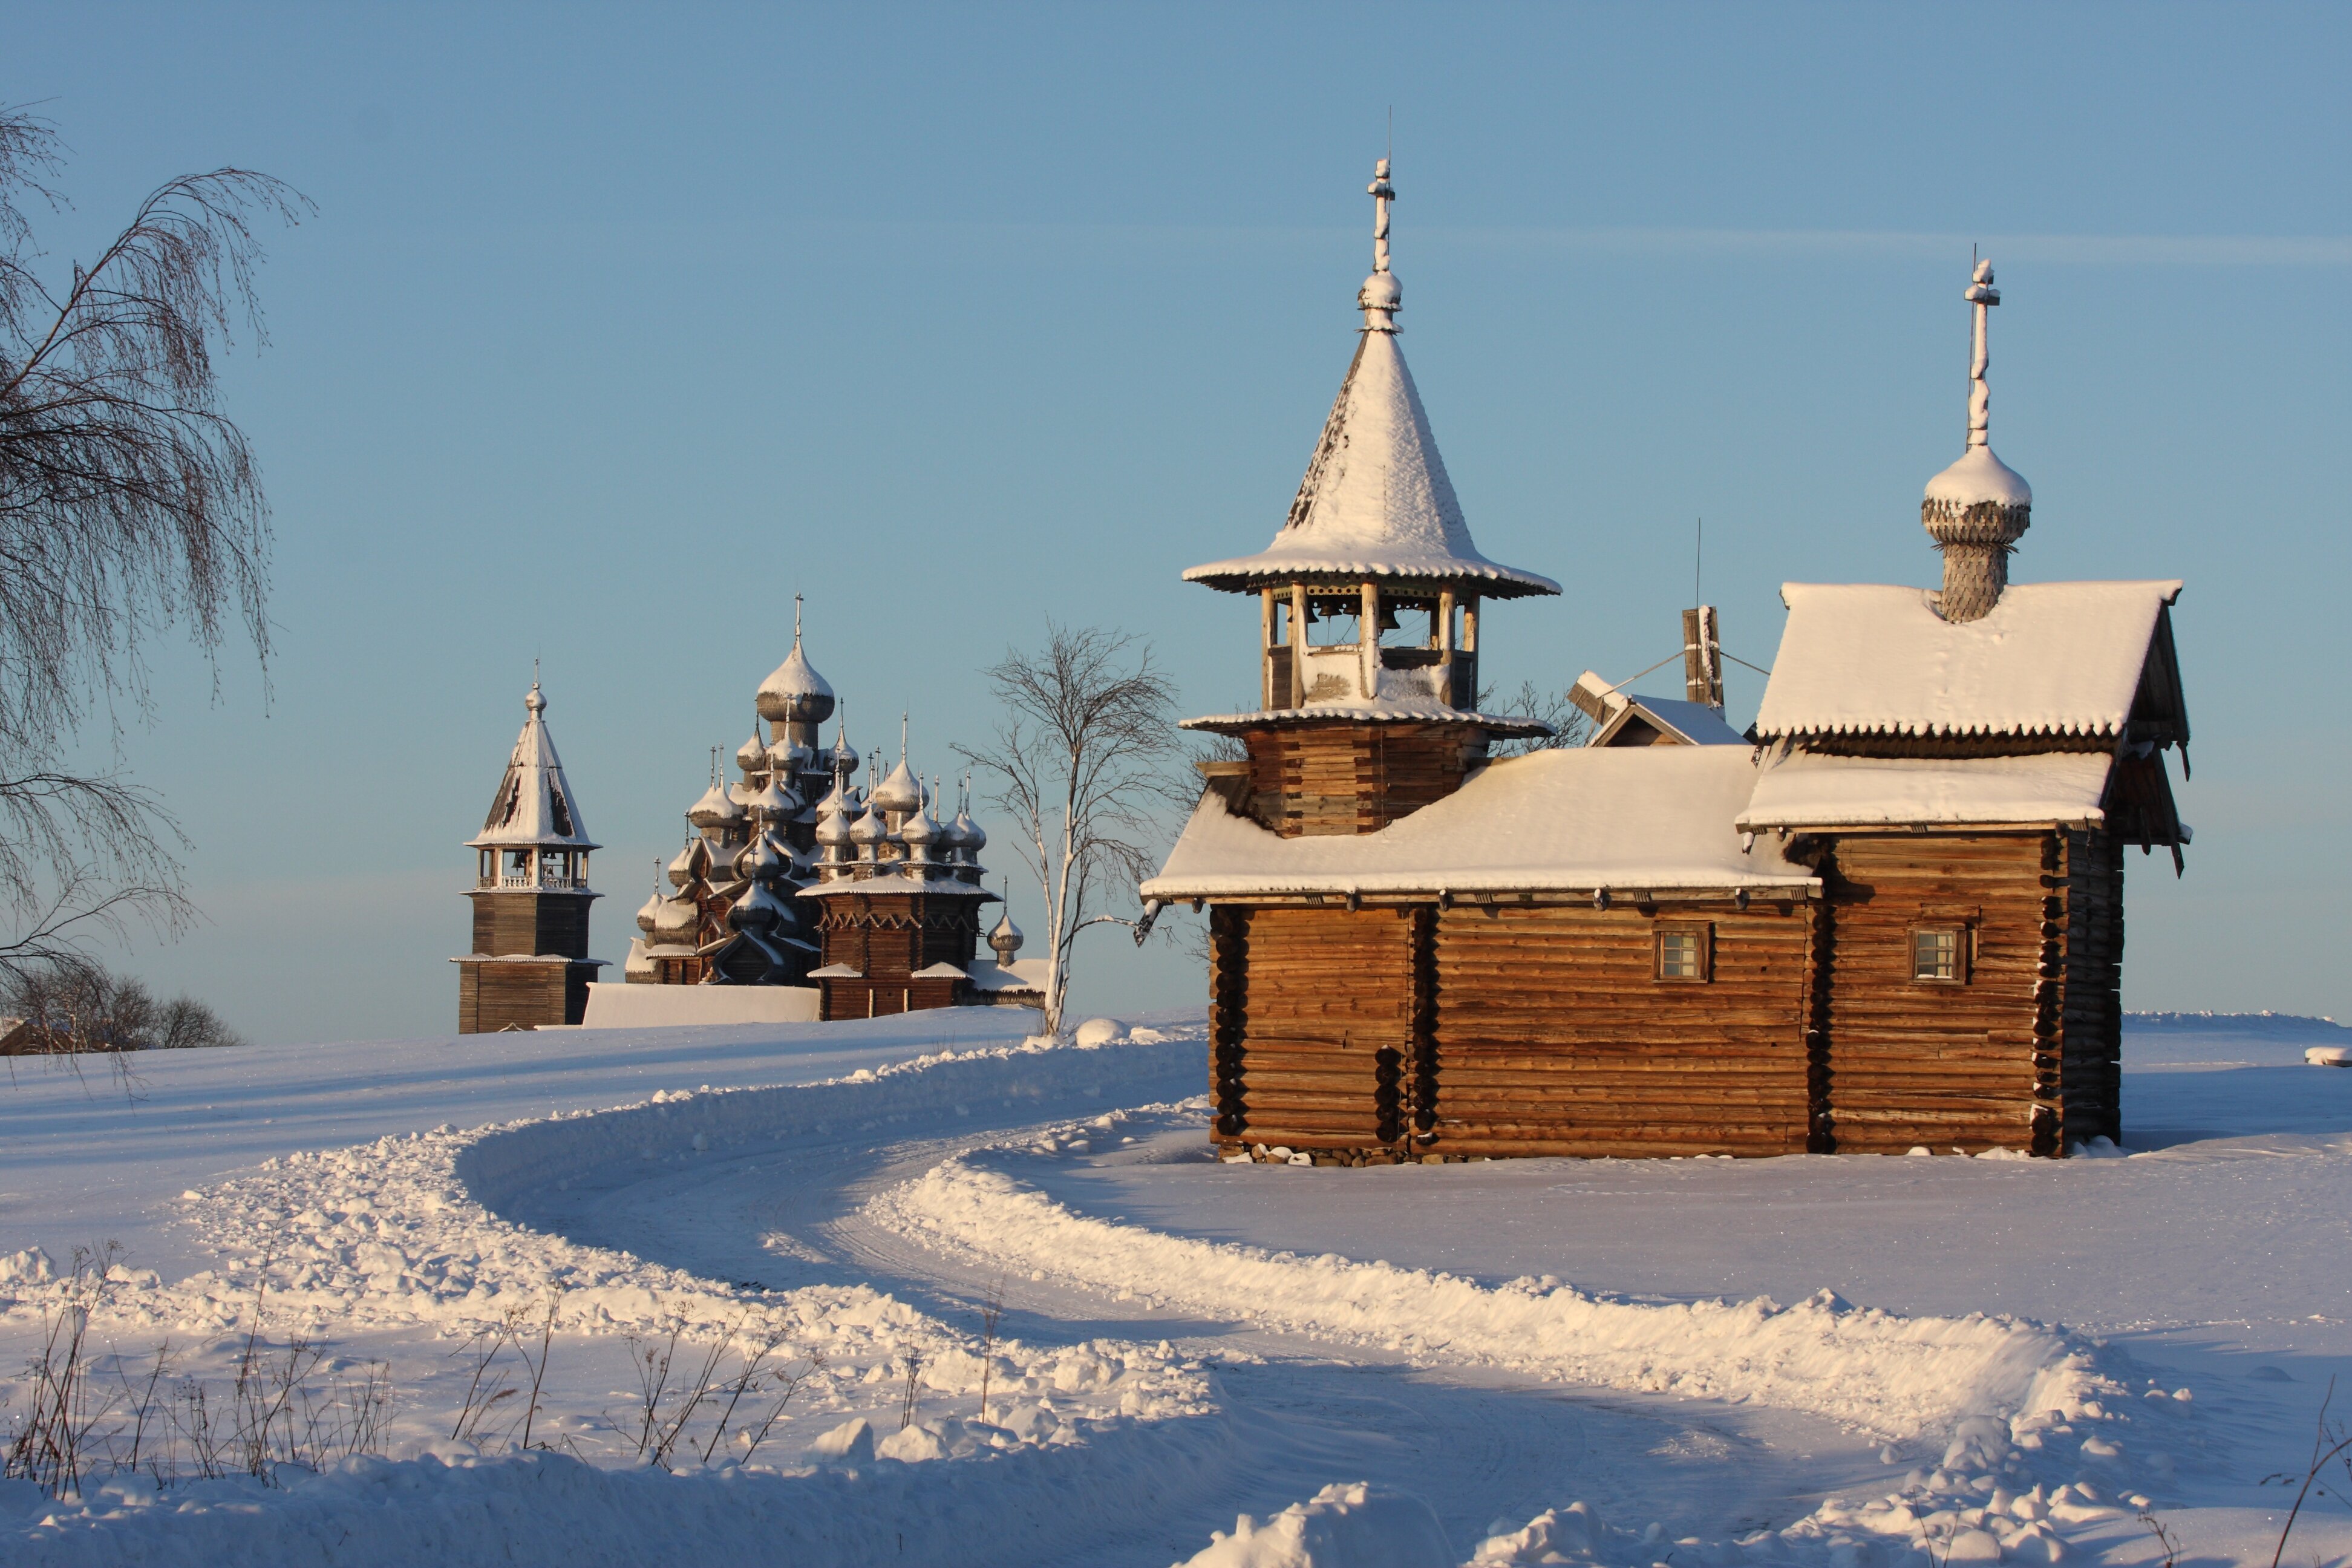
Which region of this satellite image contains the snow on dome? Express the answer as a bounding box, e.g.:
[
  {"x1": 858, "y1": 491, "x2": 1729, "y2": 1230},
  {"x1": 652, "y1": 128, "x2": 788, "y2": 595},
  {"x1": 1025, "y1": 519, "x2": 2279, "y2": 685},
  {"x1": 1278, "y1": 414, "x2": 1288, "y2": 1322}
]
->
[
  {"x1": 734, "y1": 729, "x2": 769, "y2": 773},
  {"x1": 1754, "y1": 581, "x2": 2183, "y2": 740},
  {"x1": 849, "y1": 800, "x2": 889, "y2": 844},
  {"x1": 871, "y1": 754, "x2": 923, "y2": 815},
  {"x1": 738, "y1": 831, "x2": 786, "y2": 883},
  {"x1": 468, "y1": 681, "x2": 599, "y2": 851},
  {"x1": 667, "y1": 837, "x2": 710, "y2": 887},
  {"x1": 1924, "y1": 444, "x2": 2033, "y2": 509},
  {"x1": 955, "y1": 805, "x2": 986, "y2": 855},
  {"x1": 756, "y1": 609, "x2": 837, "y2": 724},
  {"x1": 828, "y1": 731, "x2": 860, "y2": 776},
  {"x1": 987, "y1": 904, "x2": 1023, "y2": 960},
  {"x1": 651, "y1": 891, "x2": 701, "y2": 943},
  {"x1": 769, "y1": 739, "x2": 814, "y2": 775},
  {"x1": 635, "y1": 887, "x2": 662, "y2": 933},
  {"x1": 754, "y1": 777, "x2": 800, "y2": 820},
  {"x1": 901, "y1": 789, "x2": 939, "y2": 845},
  {"x1": 687, "y1": 779, "x2": 745, "y2": 828}
]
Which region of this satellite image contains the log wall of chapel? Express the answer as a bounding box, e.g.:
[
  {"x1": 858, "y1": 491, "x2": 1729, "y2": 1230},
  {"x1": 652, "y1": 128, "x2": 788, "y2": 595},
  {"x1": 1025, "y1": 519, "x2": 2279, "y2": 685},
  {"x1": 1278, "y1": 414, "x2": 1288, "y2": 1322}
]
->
[{"x1": 1206, "y1": 829, "x2": 2128, "y2": 1160}]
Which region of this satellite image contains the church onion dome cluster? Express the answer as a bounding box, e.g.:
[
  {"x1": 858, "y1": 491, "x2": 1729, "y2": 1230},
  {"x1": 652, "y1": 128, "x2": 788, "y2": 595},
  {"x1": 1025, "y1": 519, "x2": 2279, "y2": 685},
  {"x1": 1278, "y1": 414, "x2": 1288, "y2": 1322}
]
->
[
  {"x1": 805, "y1": 719, "x2": 994, "y2": 895},
  {"x1": 624, "y1": 599, "x2": 999, "y2": 988}
]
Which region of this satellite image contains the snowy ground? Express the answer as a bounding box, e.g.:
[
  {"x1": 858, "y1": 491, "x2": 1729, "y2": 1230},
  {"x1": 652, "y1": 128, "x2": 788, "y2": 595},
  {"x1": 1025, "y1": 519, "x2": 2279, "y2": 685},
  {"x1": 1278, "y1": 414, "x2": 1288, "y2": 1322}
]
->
[{"x1": 4, "y1": 1008, "x2": 2350, "y2": 1566}]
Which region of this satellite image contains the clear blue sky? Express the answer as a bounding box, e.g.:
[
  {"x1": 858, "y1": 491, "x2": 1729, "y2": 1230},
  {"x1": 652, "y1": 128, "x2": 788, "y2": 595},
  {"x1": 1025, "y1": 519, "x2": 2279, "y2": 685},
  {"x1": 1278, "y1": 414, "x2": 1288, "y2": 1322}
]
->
[{"x1": 12, "y1": 4, "x2": 2348, "y2": 1043}]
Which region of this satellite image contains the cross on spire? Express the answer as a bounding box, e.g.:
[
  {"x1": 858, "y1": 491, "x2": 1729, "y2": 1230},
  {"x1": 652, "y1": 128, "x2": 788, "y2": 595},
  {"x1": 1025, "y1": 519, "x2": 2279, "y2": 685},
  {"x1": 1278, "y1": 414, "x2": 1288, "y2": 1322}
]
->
[
  {"x1": 1965, "y1": 257, "x2": 2000, "y2": 450},
  {"x1": 1370, "y1": 157, "x2": 1394, "y2": 274}
]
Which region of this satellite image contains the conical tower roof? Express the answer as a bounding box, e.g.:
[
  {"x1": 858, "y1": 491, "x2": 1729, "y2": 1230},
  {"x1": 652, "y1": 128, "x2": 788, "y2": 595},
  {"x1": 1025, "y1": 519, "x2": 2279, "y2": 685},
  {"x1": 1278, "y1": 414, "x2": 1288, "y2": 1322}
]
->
[
  {"x1": 468, "y1": 681, "x2": 599, "y2": 849},
  {"x1": 1183, "y1": 160, "x2": 1558, "y2": 600}
]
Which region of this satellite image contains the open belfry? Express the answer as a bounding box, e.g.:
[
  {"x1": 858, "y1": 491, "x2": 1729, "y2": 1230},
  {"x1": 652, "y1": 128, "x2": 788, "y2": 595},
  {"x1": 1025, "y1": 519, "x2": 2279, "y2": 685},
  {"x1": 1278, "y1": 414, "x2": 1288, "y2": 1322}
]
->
[
  {"x1": 454, "y1": 679, "x2": 603, "y2": 1031},
  {"x1": 1143, "y1": 163, "x2": 2190, "y2": 1161}
]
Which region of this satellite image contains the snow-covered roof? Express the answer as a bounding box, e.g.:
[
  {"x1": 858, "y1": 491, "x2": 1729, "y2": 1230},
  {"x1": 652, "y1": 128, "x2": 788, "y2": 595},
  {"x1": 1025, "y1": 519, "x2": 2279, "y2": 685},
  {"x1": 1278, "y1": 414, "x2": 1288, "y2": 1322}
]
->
[
  {"x1": 1181, "y1": 237, "x2": 1555, "y2": 599},
  {"x1": 468, "y1": 684, "x2": 599, "y2": 850},
  {"x1": 1182, "y1": 702, "x2": 1553, "y2": 739},
  {"x1": 1143, "y1": 746, "x2": 1817, "y2": 900},
  {"x1": 799, "y1": 870, "x2": 998, "y2": 900},
  {"x1": 967, "y1": 958, "x2": 1047, "y2": 994},
  {"x1": 1590, "y1": 693, "x2": 1748, "y2": 748},
  {"x1": 910, "y1": 962, "x2": 967, "y2": 981},
  {"x1": 1738, "y1": 750, "x2": 2115, "y2": 834},
  {"x1": 1754, "y1": 581, "x2": 2183, "y2": 740}
]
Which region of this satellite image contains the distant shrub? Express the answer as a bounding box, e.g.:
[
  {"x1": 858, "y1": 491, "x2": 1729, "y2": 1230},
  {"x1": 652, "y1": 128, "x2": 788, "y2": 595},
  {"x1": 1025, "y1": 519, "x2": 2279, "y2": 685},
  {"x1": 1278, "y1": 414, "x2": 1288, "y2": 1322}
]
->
[{"x1": 0, "y1": 962, "x2": 244, "y2": 1053}]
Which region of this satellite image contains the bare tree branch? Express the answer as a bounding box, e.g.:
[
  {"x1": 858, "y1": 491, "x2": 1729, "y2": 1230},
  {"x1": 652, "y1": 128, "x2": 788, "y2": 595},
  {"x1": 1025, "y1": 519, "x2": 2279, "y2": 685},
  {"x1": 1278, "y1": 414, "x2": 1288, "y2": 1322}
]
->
[
  {"x1": 0, "y1": 105, "x2": 302, "y2": 975},
  {"x1": 953, "y1": 624, "x2": 1181, "y2": 1036}
]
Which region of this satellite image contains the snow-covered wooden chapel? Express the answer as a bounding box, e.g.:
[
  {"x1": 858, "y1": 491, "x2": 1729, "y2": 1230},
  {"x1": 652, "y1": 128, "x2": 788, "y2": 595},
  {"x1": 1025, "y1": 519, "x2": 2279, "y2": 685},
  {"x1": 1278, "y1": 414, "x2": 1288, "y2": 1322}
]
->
[{"x1": 1141, "y1": 162, "x2": 2190, "y2": 1162}]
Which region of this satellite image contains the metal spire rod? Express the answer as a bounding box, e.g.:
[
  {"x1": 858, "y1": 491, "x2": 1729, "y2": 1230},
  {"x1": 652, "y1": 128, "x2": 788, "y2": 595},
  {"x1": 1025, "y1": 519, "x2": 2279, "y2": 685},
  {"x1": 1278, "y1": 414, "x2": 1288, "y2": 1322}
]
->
[{"x1": 1965, "y1": 257, "x2": 1999, "y2": 450}]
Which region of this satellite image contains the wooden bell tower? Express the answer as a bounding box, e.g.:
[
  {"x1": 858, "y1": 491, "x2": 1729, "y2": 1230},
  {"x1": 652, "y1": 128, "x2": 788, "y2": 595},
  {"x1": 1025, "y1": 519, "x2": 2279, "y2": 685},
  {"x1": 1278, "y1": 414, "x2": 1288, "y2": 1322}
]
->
[{"x1": 1180, "y1": 158, "x2": 1560, "y2": 837}]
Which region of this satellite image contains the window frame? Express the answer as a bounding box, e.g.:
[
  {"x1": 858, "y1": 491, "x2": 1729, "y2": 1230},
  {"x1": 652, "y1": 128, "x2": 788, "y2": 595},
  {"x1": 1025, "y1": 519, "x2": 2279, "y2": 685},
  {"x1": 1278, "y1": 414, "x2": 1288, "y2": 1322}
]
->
[
  {"x1": 1909, "y1": 923, "x2": 1971, "y2": 986},
  {"x1": 1654, "y1": 922, "x2": 1713, "y2": 984}
]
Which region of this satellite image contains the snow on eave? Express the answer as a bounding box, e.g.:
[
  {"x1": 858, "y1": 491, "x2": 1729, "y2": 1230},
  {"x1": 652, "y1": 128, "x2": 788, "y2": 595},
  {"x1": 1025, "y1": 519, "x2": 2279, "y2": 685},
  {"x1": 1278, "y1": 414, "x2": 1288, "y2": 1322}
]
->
[
  {"x1": 1182, "y1": 705, "x2": 1554, "y2": 738},
  {"x1": 1736, "y1": 750, "x2": 2117, "y2": 834},
  {"x1": 1754, "y1": 581, "x2": 2184, "y2": 742},
  {"x1": 1142, "y1": 746, "x2": 1818, "y2": 902},
  {"x1": 1181, "y1": 556, "x2": 1561, "y2": 598}
]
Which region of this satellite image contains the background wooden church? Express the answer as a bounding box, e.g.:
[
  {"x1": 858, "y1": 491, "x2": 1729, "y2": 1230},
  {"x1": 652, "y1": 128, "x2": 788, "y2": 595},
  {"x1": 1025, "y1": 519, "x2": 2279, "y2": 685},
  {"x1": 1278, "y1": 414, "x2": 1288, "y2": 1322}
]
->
[{"x1": 1143, "y1": 162, "x2": 2189, "y2": 1161}]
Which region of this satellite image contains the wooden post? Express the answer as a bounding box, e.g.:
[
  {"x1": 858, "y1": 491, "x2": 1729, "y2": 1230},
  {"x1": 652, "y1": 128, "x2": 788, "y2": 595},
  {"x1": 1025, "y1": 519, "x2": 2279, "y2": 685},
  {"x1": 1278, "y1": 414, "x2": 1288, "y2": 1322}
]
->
[
  {"x1": 1360, "y1": 580, "x2": 1379, "y2": 699},
  {"x1": 1289, "y1": 583, "x2": 1308, "y2": 707},
  {"x1": 1261, "y1": 588, "x2": 1277, "y2": 710},
  {"x1": 1460, "y1": 597, "x2": 1480, "y2": 710},
  {"x1": 1682, "y1": 606, "x2": 1723, "y2": 709}
]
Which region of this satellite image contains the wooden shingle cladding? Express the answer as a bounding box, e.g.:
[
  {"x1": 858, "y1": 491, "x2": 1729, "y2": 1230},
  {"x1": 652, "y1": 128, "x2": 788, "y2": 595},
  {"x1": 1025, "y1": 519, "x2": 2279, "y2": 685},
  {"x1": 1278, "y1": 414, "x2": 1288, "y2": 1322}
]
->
[
  {"x1": 1236, "y1": 722, "x2": 1491, "y2": 837},
  {"x1": 467, "y1": 890, "x2": 595, "y2": 962}
]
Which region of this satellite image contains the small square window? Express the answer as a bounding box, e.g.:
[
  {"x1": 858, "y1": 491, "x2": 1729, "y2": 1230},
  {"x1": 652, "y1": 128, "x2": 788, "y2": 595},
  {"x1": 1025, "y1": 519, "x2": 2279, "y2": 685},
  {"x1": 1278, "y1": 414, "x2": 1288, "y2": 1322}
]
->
[
  {"x1": 1912, "y1": 926, "x2": 1967, "y2": 984},
  {"x1": 1656, "y1": 926, "x2": 1710, "y2": 982}
]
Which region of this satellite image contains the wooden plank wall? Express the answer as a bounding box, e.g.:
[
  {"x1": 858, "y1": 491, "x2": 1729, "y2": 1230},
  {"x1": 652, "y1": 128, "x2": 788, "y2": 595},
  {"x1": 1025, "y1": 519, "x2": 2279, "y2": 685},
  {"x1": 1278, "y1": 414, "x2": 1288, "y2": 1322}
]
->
[
  {"x1": 2057, "y1": 829, "x2": 2125, "y2": 1146},
  {"x1": 1216, "y1": 907, "x2": 1413, "y2": 1151},
  {"x1": 1429, "y1": 903, "x2": 1814, "y2": 1157},
  {"x1": 458, "y1": 960, "x2": 571, "y2": 1033},
  {"x1": 1817, "y1": 834, "x2": 2048, "y2": 1154},
  {"x1": 1241, "y1": 724, "x2": 1486, "y2": 837},
  {"x1": 468, "y1": 892, "x2": 593, "y2": 959}
]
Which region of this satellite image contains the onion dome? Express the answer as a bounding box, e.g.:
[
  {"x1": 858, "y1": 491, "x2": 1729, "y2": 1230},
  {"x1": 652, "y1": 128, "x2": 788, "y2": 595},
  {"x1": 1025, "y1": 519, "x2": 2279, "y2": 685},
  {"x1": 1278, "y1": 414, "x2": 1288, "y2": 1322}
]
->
[
  {"x1": 727, "y1": 780, "x2": 760, "y2": 810},
  {"x1": 635, "y1": 885, "x2": 664, "y2": 934},
  {"x1": 752, "y1": 774, "x2": 799, "y2": 822},
  {"x1": 827, "y1": 727, "x2": 860, "y2": 778},
  {"x1": 1922, "y1": 259, "x2": 2034, "y2": 624},
  {"x1": 848, "y1": 799, "x2": 889, "y2": 848},
  {"x1": 871, "y1": 753, "x2": 923, "y2": 817},
  {"x1": 738, "y1": 830, "x2": 787, "y2": 884},
  {"x1": 667, "y1": 837, "x2": 709, "y2": 888},
  {"x1": 729, "y1": 879, "x2": 789, "y2": 933},
  {"x1": 652, "y1": 891, "x2": 702, "y2": 944},
  {"x1": 988, "y1": 904, "x2": 1024, "y2": 964},
  {"x1": 952, "y1": 782, "x2": 986, "y2": 857},
  {"x1": 756, "y1": 599, "x2": 837, "y2": 724},
  {"x1": 688, "y1": 778, "x2": 745, "y2": 830},
  {"x1": 734, "y1": 727, "x2": 769, "y2": 775},
  {"x1": 901, "y1": 787, "x2": 939, "y2": 854},
  {"x1": 814, "y1": 783, "x2": 856, "y2": 850},
  {"x1": 622, "y1": 938, "x2": 656, "y2": 982},
  {"x1": 768, "y1": 738, "x2": 815, "y2": 777}
]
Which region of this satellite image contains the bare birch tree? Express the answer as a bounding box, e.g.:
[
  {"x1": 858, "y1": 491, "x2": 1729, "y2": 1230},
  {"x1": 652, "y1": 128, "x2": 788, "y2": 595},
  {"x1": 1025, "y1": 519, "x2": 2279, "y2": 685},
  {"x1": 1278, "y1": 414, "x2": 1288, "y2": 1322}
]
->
[
  {"x1": 0, "y1": 106, "x2": 305, "y2": 986},
  {"x1": 955, "y1": 625, "x2": 1180, "y2": 1037}
]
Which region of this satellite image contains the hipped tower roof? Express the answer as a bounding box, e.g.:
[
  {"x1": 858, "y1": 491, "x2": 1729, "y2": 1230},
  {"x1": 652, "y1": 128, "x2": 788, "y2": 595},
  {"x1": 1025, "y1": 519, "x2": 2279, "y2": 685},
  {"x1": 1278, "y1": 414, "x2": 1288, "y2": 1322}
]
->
[
  {"x1": 469, "y1": 682, "x2": 599, "y2": 850},
  {"x1": 1183, "y1": 160, "x2": 1558, "y2": 600}
]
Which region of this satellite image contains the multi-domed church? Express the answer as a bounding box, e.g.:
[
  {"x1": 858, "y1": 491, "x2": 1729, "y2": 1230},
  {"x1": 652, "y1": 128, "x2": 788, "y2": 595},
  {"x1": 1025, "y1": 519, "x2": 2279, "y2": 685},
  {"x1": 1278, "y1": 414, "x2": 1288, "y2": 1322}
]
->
[{"x1": 457, "y1": 604, "x2": 1038, "y2": 1031}]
